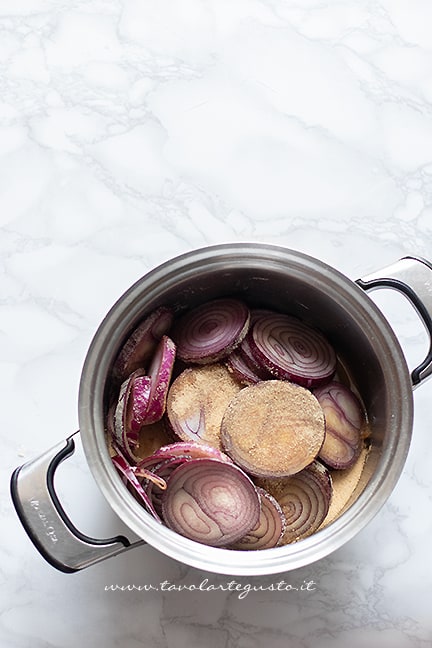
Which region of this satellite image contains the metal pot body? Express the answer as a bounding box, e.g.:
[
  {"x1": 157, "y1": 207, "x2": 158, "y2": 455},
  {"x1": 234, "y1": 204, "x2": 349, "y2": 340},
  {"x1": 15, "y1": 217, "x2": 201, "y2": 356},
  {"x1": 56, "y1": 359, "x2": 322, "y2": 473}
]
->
[{"x1": 12, "y1": 244, "x2": 432, "y2": 575}]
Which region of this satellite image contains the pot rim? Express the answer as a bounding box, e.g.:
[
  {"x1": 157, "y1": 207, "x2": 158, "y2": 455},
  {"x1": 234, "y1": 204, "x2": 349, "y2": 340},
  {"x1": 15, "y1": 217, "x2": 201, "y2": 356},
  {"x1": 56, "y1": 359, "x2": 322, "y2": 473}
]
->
[{"x1": 78, "y1": 243, "x2": 413, "y2": 575}]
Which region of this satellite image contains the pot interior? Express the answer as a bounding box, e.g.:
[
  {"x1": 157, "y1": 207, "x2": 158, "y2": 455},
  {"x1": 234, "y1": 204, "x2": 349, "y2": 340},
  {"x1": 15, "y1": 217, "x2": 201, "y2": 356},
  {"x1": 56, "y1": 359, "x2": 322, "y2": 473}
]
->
[{"x1": 80, "y1": 244, "x2": 413, "y2": 574}]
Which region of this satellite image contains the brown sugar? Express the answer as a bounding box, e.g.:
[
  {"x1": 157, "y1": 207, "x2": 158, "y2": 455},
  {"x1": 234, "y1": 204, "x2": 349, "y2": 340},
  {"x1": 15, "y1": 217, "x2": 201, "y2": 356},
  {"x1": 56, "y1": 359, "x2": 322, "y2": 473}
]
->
[
  {"x1": 319, "y1": 444, "x2": 370, "y2": 528},
  {"x1": 220, "y1": 380, "x2": 325, "y2": 477},
  {"x1": 166, "y1": 363, "x2": 242, "y2": 449}
]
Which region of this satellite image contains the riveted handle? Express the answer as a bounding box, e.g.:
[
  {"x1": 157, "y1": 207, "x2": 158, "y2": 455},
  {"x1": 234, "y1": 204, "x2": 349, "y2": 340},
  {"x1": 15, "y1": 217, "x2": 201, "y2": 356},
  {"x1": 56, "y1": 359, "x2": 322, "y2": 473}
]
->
[
  {"x1": 10, "y1": 432, "x2": 145, "y2": 572},
  {"x1": 357, "y1": 255, "x2": 432, "y2": 388}
]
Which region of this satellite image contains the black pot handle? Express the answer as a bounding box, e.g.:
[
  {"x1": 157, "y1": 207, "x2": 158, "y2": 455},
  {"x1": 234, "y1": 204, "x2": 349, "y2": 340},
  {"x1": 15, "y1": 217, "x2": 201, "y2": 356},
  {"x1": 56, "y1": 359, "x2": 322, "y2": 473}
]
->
[
  {"x1": 10, "y1": 431, "x2": 145, "y2": 572},
  {"x1": 357, "y1": 255, "x2": 432, "y2": 387}
]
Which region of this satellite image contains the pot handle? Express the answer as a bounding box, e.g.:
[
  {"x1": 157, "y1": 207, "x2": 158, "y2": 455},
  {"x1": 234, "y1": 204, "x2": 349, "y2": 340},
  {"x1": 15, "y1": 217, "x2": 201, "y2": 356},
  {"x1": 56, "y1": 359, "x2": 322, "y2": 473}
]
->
[
  {"x1": 10, "y1": 431, "x2": 145, "y2": 573},
  {"x1": 357, "y1": 255, "x2": 432, "y2": 388}
]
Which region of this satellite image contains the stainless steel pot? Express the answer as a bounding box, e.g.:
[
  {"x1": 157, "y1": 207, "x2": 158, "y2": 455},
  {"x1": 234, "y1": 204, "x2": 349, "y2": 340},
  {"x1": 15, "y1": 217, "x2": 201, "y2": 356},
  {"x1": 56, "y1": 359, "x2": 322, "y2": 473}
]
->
[{"x1": 10, "y1": 243, "x2": 432, "y2": 575}]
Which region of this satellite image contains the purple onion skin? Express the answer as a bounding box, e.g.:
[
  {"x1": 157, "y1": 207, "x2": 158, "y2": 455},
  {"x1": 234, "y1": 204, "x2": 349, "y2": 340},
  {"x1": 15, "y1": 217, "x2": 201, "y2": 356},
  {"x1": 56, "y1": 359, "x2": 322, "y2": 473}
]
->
[
  {"x1": 128, "y1": 374, "x2": 152, "y2": 434},
  {"x1": 161, "y1": 458, "x2": 261, "y2": 547},
  {"x1": 143, "y1": 335, "x2": 176, "y2": 425},
  {"x1": 314, "y1": 381, "x2": 365, "y2": 469},
  {"x1": 249, "y1": 314, "x2": 337, "y2": 388},
  {"x1": 172, "y1": 298, "x2": 250, "y2": 364},
  {"x1": 111, "y1": 448, "x2": 162, "y2": 522},
  {"x1": 112, "y1": 370, "x2": 148, "y2": 462}
]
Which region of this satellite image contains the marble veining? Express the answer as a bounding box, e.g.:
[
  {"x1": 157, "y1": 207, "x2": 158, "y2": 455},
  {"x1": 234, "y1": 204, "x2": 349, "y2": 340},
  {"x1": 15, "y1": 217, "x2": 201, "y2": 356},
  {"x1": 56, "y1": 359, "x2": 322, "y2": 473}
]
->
[{"x1": 1, "y1": 1, "x2": 432, "y2": 646}]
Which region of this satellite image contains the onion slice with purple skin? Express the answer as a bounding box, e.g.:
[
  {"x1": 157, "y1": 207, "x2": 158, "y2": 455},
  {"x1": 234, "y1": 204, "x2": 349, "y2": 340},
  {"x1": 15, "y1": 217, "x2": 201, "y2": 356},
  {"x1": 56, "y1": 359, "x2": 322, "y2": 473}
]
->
[
  {"x1": 142, "y1": 335, "x2": 176, "y2": 425},
  {"x1": 162, "y1": 458, "x2": 261, "y2": 547},
  {"x1": 172, "y1": 298, "x2": 250, "y2": 364},
  {"x1": 249, "y1": 314, "x2": 337, "y2": 388},
  {"x1": 258, "y1": 461, "x2": 332, "y2": 544},
  {"x1": 225, "y1": 349, "x2": 262, "y2": 385},
  {"x1": 151, "y1": 441, "x2": 233, "y2": 463},
  {"x1": 314, "y1": 381, "x2": 365, "y2": 469},
  {"x1": 142, "y1": 456, "x2": 191, "y2": 517},
  {"x1": 112, "y1": 442, "x2": 167, "y2": 489},
  {"x1": 112, "y1": 306, "x2": 174, "y2": 383},
  {"x1": 237, "y1": 335, "x2": 272, "y2": 380},
  {"x1": 229, "y1": 487, "x2": 286, "y2": 550},
  {"x1": 128, "y1": 374, "x2": 152, "y2": 435},
  {"x1": 137, "y1": 443, "x2": 233, "y2": 516},
  {"x1": 134, "y1": 453, "x2": 174, "y2": 474},
  {"x1": 112, "y1": 370, "x2": 151, "y2": 461},
  {"x1": 111, "y1": 448, "x2": 164, "y2": 522}
]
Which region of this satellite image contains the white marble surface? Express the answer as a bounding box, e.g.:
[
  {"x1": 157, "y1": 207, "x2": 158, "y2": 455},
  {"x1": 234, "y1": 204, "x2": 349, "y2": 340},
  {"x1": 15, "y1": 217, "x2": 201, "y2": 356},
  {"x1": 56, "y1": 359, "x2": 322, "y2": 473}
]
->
[{"x1": 2, "y1": 1, "x2": 432, "y2": 646}]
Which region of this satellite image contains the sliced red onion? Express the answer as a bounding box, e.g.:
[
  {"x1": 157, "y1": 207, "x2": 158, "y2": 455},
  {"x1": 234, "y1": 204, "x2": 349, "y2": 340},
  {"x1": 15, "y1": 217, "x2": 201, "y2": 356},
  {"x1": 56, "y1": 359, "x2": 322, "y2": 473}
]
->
[
  {"x1": 142, "y1": 335, "x2": 176, "y2": 425},
  {"x1": 112, "y1": 442, "x2": 167, "y2": 488},
  {"x1": 221, "y1": 380, "x2": 325, "y2": 478},
  {"x1": 134, "y1": 453, "x2": 174, "y2": 474},
  {"x1": 314, "y1": 381, "x2": 365, "y2": 469},
  {"x1": 161, "y1": 458, "x2": 261, "y2": 547},
  {"x1": 134, "y1": 467, "x2": 167, "y2": 490},
  {"x1": 172, "y1": 298, "x2": 250, "y2": 364},
  {"x1": 151, "y1": 441, "x2": 233, "y2": 463},
  {"x1": 136, "y1": 452, "x2": 200, "y2": 479},
  {"x1": 260, "y1": 461, "x2": 332, "y2": 544},
  {"x1": 249, "y1": 314, "x2": 336, "y2": 388},
  {"x1": 225, "y1": 350, "x2": 262, "y2": 385},
  {"x1": 229, "y1": 487, "x2": 286, "y2": 550},
  {"x1": 170, "y1": 401, "x2": 206, "y2": 440},
  {"x1": 127, "y1": 374, "x2": 152, "y2": 435},
  {"x1": 238, "y1": 334, "x2": 272, "y2": 380},
  {"x1": 111, "y1": 449, "x2": 163, "y2": 522},
  {"x1": 112, "y1": 370, "x2": 150, "y2": 461},
  {"x1": 106, "y1": 296, "x2": 368, "y2": 550},
  {"x1": 137, "y1": 444, "x2": 233, "y2": 517},
  {"x1": 142, "y1": 456, "x2": 191, "y2": 517},
  {"x1": 166, "y1": 364, "x2": 242, "y2": 449},
  {"x1": 112, "y1": 306, "x2": 174, "y2": 383}
]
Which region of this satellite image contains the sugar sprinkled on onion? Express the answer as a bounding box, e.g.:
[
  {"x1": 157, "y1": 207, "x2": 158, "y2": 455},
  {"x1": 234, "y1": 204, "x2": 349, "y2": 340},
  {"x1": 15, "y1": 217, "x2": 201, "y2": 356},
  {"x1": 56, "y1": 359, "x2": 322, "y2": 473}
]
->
[
  {"x1": 142, "y1": 335, "x2": 176, "y2": 425},
  {"x1": 112, "y1": 370, "x2": 151, "y2": 461},
  {"x1": 112, "y1": 306, "x2": 173, "y2": 383}
]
